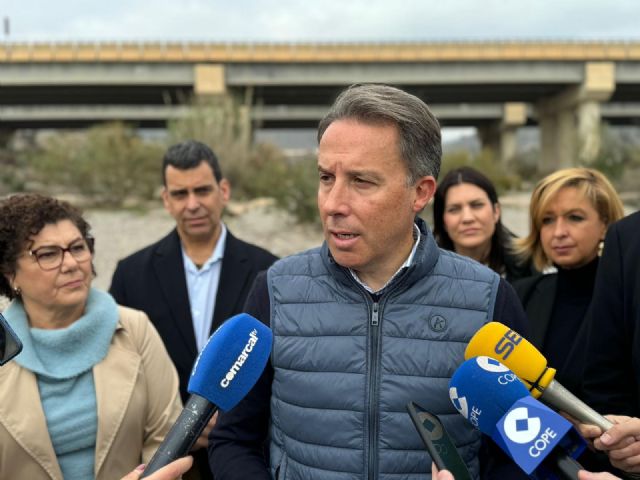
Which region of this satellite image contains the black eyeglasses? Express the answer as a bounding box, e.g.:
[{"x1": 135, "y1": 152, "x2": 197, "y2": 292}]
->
[{"x1": 28, "y1": 238, "x2": 93, "y2": 271}]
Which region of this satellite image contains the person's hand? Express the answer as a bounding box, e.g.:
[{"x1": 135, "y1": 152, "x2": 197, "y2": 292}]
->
[
  {"x1": 593, "y1": 415, "x2": 640, "y2": 473},
  {"x1": 578, "y1": 470, "x2": 620, "y2": 479},
  {"x1": 561, "y1": 411, "x2": 604, "y2": 449},
  {"x1": 431, "y1": 462, "x2": 455, "y2": 480},
  {"x1": 121, "y1": 456, "x2": 193, "y2": 480},
  {"x1": 191, "y1": 411, "x2": 218, "y2": 451}
]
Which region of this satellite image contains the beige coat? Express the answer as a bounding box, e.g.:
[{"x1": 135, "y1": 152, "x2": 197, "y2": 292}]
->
[{"x1": 0, "y1": 306, "x2": 182, "y2": 480}]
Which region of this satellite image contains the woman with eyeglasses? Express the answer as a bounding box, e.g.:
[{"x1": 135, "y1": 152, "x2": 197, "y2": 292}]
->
[{"x1": 0, "y1": 193, "x2": 183, "y2": 480}]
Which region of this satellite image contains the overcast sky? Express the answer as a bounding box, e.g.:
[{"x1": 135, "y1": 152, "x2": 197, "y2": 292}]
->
[{"x1": 3, "y1": 0, "x2": 640, "y2": 42}]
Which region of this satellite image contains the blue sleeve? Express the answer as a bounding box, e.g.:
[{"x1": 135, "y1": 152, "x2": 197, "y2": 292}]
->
[
  {"x1": 480, "y1": 436, "x2": 530, "y2": 480},
  {"x1": 493, "y1": 278, "x2": 530, "y2": 338},
  {"x1": 481, "y1": 279, "x2": 531, "y2": 478},
  {"x1": 208, "y1": 271, "x2": 272, "y2": 479}
]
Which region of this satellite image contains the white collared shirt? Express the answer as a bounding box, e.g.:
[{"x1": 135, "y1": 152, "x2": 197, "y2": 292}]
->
[
  {"x1": 350, "y1": 223, "x2": 421, "y2": 294},
  {"x1": 182, "y1": 224, "x2": 227, "y2": 352}
]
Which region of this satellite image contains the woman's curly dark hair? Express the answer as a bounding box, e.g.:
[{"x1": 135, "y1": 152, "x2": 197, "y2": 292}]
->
[{"x1": 0, "y1": 193, "x2": 94, "y2": 300}]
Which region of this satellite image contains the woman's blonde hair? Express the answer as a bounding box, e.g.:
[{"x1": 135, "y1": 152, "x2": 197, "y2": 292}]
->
[{"x1": 514, "y1": 168, "x2": 624, "y2": 271}]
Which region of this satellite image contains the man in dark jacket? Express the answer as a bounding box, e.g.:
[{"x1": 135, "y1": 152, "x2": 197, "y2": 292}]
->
[
  {"x1": 579, "y1": 210, "x2": 640, "y2": 474},
  {"x1": 209, "y1": 85, "x2": 530, "y2": 479},
  {"x1": 110, "y1": 140, "x2": 277, "y2": 480}
]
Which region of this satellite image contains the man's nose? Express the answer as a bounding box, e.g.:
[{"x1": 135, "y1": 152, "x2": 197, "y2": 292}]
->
[
  {"x1": 186, "y1": 192, "x2": 200, "y2": 210},
  {"x1": 322, "y1": 181, "x2": 350, "y2": 216}
]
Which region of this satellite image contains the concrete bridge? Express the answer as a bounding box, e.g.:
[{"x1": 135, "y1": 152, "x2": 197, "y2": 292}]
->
[{"x1": 2, "y1": 41, "x2": 640, "y2": 170}]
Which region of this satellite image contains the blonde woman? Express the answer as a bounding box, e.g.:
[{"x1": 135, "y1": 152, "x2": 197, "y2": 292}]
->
[{"x1": 513, "y1": 168, "x2": 624, "y2": 395}]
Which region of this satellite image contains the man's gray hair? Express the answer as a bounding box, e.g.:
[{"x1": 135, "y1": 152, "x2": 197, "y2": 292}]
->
[{"x1": 318, "y1": 84, "x2": 442, "y2": 182}]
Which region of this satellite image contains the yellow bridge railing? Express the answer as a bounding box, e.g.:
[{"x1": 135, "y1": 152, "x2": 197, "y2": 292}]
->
[{"x1": 1, "y1": 41, "x2": 640, "y2": 63}]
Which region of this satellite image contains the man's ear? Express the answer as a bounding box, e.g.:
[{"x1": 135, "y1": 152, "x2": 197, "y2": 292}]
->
[
  {"x1": 161, "y1": 187, "x2": 170, "y2": 211},
  {"x1": 413, "y1": 176, "x2": 437, "y2": 213},
  {"x1": 219, "y1": 178, "x2": 231, "y2": 203}
]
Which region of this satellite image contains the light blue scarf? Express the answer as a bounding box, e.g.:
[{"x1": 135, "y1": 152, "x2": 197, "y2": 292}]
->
[{"x1": 4, "y1": 288, "x2": 119, "y2": 480}]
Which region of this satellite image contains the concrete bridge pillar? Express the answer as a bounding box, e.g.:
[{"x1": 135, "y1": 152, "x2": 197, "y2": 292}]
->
[
  {"x1": 499, "y1": 103, "x2": 527, "y2": 168},
  {"x1": 194, "y1": 64, "x2": 226, "y2": 95},
  {"x1": 538, "y1": 113, "x2": 558, "y2": 173},
  {"x1": 477, "y1": 102, "x2": 527, "y2": 167},
  {"x1": 577, "y1": 100, "x2": 603, "y2": 163},
  {"x1": 193, "y1": 64, "x2": 256, "y2": 146},
  {"x1": 556, "y1": 108, "x2": 577, "y2": 169},
  {"x1": 477, "y1": 123, "x2": 500, "y2": 157},
  {"x1": 537, "y1": 62, "x2": 615, "y2": 173},
  {"x1": 0, "y1": 129, "x2": 14, "y2": 149}
]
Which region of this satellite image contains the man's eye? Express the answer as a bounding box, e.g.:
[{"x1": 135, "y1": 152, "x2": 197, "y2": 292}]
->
[
  {"x1": 194, "y1": 186, "x2": 214, "y2": 196},
  {"x1": 170, "y1": 191, "x2": 188, "y2": 199}
]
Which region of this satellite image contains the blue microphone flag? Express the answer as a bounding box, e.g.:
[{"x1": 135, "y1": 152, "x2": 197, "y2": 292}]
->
[
  {"x1": 449, "y1": 356, "x2": 586, "y2": 478},
  {"x1": 494, "y1": 396, "x2": 585, "y2": 475},
  {"x1": 188, "y1": 313, "x2": 272, "y2": 412},
  {"x1": 449, "y1": 355, "x2": 529, "y2": 433}
]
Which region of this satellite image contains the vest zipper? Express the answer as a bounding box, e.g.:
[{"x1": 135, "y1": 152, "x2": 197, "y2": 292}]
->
[
  {"x1": 368, "y1": 299, "x2": 380, "y2": 479},
  {"x1": 347, "y1": 270, "x2": 405, "y2": 480},
  {"x1": 365, "y1": 281, "x2": 404, "y2": 479},
  {"x1": 371, "y1": 302, "x2": 379, "y2": 326}
]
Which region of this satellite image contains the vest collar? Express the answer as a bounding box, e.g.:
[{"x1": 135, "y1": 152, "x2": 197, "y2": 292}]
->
[{"x1": 322, "y1": 217, "x2": 440, "y2": 292}]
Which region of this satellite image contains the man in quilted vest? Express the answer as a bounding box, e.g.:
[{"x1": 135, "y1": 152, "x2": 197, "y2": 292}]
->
[{"x1": 210, "y1": 84, "x2": 530, "y2": 479}]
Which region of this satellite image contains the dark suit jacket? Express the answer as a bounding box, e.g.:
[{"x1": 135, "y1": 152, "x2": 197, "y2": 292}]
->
[
  {"x1": 513, "y1": 272, "x2": 589, "y2": 396},
  {"x1": 110, "y1": 228, "x2": 277, "y2": 480},
  {"x1": 109, "y1": 228, "x2": 278, "y2": 402},
  {"x1": 582, "y1": 211, "x2": 640, "y2": 417},
  {"x1": 514, "y1": 267, "x2": 618, "y2": 474},
  {"x1": 513, "y1": 273, "x2": 558, "y2": 350}
]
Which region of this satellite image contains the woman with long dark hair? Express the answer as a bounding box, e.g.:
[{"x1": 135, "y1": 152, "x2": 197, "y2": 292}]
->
[{"x1": 433, "y1": 166, "x2": 531, "y2": 283}]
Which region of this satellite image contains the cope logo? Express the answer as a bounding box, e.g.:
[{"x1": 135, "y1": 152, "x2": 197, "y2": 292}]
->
[
  {"x1": 476, "y1": 356, "x2": 510, "y2": 373},
  {"x1": 449, "y1": 387, "x2": 468, "y2": 418},
  {"x1": 503, "y1": 407, "x2": 541, "y2": 444}
]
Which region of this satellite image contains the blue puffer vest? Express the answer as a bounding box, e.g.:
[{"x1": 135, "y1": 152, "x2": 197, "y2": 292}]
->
[{"x1": 267, "y1": 220, "x2": 500, "y2": 480}]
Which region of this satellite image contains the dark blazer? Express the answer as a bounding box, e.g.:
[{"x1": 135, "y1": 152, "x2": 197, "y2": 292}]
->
[
  {"x1": 109, "y1": 228, "x2": 278, "y2": 401},
  {"x1": 503, "y1": 250, "x2": 535, "y2": 284},
  {"x1": 110, "y1": 228, "x2": 277, "y2": 480},
  {"x1": 582, "y1": 211, "x2": 640, "y2": 417},
  {"x1": 514, "y1": 270, "x2": 615, "y2": 474},
  {"x1": 513, "y1": 272, "x2": 589, "y2": 396},
  {"x1": 513, "y1": 273, "x2": 558, "y2": 350}
]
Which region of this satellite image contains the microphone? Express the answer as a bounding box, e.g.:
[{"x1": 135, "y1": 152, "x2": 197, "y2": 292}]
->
[
  {"x1": 464, "y1": 322, "x2": 613, "y2": 431},
  {"x1": 449, "y1": 356, "x2": 586, "y2": 479},
  {"x1": 0, "y1": 313, "x2": 23, "y2": 365},
  {"x1": 141, "y1": 313, "x2": 272, "y2": 478},
  {"x1": 406, "y1": 401, "x2": 472, "y2": 480}
]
